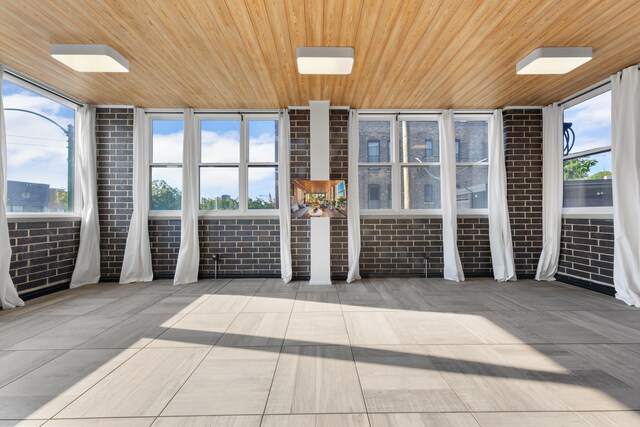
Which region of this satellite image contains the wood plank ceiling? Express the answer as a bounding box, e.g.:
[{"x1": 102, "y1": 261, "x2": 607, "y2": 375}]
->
[{"x1": 0, "y1": 0, "x2": 639, "y2": 108}]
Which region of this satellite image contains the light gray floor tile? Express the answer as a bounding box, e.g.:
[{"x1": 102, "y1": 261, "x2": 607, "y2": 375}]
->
[
  {"x1": 147, "y1": 313, "x2": 237, "y2": 348},
  {"x1": 190, "y1": 294, "x2": 252, "y2": 314},
  {"x1": 79, "y1": 314, "x2": 182, "y2": 349},
  {"x1": 0, "y1": 350, "x2": 65, "y2": 388},
  {"x1": 34, "y1": 297, "x2": 119, "y2": 316},
  {"x1": 242, "y1": 293, "x2": 295, "y2": 313},
  {"x1": 261, "y1": 414, "x2": 369, "y2": 427},
  {"x1": 139, "y1": 295, "x2": 211, "y2": 315},
  {"x1": 353, "y1": 345, "x2": 467, "y2": 412},
  {"x1": 162, "y1": 346, "x2": 280, "y2": 416},
  {"x1": 56, "y1": 348, "x2": 208, "y2": 418},
  {"x1": 0, "y1": 316, "x2": 76, "y2": 350},
  {"x1": 473, "y1": 412, "x2": 589, "y2": 426},
  {"x1": 266, "y1": 345, "x2": 365, "y2": 414},
  {"x1": 368, "y1": 413, "x2": 479, "y2": 427},
  {"x1": 343, "y1": 312, "x2": 417, "y2": 345},
  {"x1": 217, "y1": 313, "x2": 289, "y2": 347},
  {"x1": 7, "y1": 316, "x2": 126, "y2": 350},
  {"x1": 284, "y1": 312, "x2": 349, "y2": 346},
  {"x1": 577, "y1": 411, "x2": 640, "y2": 426},
  {"x1": 0, "y1": 349, "x2": 138, "y2": 419},
  {"x1": 292, "y1": 292, "x2": 341, "y2": 312},
  {"x1": 152, "y1": 416, "x2": 261, "y2": 427},
  {"x1": 44, "y1": 418, "x2": 155, "y2": 426}
]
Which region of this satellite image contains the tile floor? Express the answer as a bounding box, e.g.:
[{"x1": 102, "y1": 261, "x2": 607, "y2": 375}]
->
[{"x1": 0, "y1": 277, "x2": 639, "y2": 426}]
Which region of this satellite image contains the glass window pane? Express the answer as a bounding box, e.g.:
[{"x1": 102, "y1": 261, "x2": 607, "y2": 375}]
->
[
  {"x1": 454, "y1": 120, "x2": 488, "y2": 163},
  {"x1": 456, "y1": 165, "x2": 488, "y2": 209},
  {"x1": 359, "y1": 167, "x2": 392, "y2": 209},
  {"x1": 563, "y1": 152, "x2": 612, "y2": 207},
  {"x1": 401, "y1": 166, "x2": 441, "y2": 209},
  {"x1": 151, "y1": 167, "x2": 182, "y2": 210},
  {"x1": 152, "y1": 119, "x2": 184, "y2": 163},
  {"x1": 201, "y1": 120, "x2": 240, "y2": 163},
  {"x1": 249, "y1": 119, "x2": 278, "y2": 162},
  {"x1": 248, "y1": 166, "x2": 278, "y2": 209},
  {"x1": 563, "y1": 91, "x2": 611, "y2": 155},
  {"x1": 200, "y1": 167, "x2": 239, "y2": 210},
  {"x1": 359, "y1": 121, "x2": 391, "y2": 163},
  {"x1": 3, "y1": 79, "x2": 75, "y2": 213},
  {"x1": 400, "y1": 120, "x2": 439, "y2": 163}
]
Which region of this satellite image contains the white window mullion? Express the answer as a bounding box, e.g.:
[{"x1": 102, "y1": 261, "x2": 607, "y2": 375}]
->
[
  {"x1": 239, "y1": 116, "x2": 248, "y2": 214},
  {"x1": 391, "y1": 118, "x2": 401, "y2": 212}
]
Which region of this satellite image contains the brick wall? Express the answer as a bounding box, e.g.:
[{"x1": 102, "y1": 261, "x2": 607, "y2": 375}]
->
[
  {"x1": 8, "y1": 220, "x2": 80, "y2": 294},
  {"x1": 503, "y1": 109, "x2": 543, "y2": 278},
  {"x1": 558, "y1": 218, "x2": 614, "y2": 286},
  {"x1": 96, "y1": 107, "x2": 134, "y2": 280}
]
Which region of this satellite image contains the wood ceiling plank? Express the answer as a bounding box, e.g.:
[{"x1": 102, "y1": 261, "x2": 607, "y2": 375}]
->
[{"x1": 0, "y1": 0, "x2": 638, "y2": 108}]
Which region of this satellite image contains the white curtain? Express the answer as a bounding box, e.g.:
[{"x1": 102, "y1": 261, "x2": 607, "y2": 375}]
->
[
  {"x1": 488, "y1": 109, "x2": 516, "y2": 281},
  {"x1": 0, "y1": 70, "x2": 24, "y2": 309},
  {"x1": 439, "y1": 110, "x2": 464, "y2": 281},
  {"x1": 278, "y1": 109, "x2": 293, "y2": 283},
  {"x1": 535, "y1": 103, "x2": 564, "y2": 281},
  {"x1": 70, "y1": 106, "x2": 101, "y2": 288},
  {"x1": 174, "y1": 108, "x2": 199, "y2": 285},
  {"x1": 347, "y1": 109, "x2": 361, "y2": 283},
  {"x1": 611, "y1": 66, "x2": 640, "y2": 306},
  {"x1": 120, "y1": 108, "x2": 153, "y2": 283}
]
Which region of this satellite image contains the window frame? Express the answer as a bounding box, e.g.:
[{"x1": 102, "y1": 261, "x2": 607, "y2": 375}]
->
[
  {"x1": 198, "y1": 112, "x2": 279, "y2": 217},
  {"x1": 3, "y1": 74, "x2": 81, "y2": 220},
  {"x1": 454, "y1": 114, "x2": 490, "y2": 215},
  {"x1": 561, "y1": 84, "x2": 613, "y2": 217},
  {"x1": 359, "y1": 114, "x2": 447, "y2": 215}
]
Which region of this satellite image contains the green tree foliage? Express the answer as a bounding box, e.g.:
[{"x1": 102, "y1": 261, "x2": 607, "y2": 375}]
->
[
  {"x1": 588, "y1": 170, "x2": 612, "y2": 180},
  {"x1": 151, "y1": 179, "x2": 182, "y2": 210},
  {"x1": 563, "y1": 158, "x2": 598, "y2": 180},
  {"x1": 200, "y1": 196, "x2": 239, "y2": 210},
  {"x1": 247, "y1": 198, "x2": 275, "y2": 209}
]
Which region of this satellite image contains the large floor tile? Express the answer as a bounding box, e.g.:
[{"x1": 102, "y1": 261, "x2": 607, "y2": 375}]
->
[
  {"x1": 217, "y1": 313, "x2": 289, "y2": 347},
  {"x1": 162, "y1": 346, "x2": 280, "y2": 416},
  {"x1": 0, "y1": 350, "x2": 65, "y2": 388},
  {"x1": 292, "y1": 292, "x2": 341, "y2": 312},
  {"x1": 338, "y1": 292, "x2": 397, "y2": 312},
  {"x1": 86, "y1": 293, "x2": 167, "y2": 316},
  {"x1": 473, "y1": 412, "x2": 588, "y2": 426},
  {"x1": 422, "y1": 344, "x2": 570, "y2": 412},
  {"x1": 0, "y1": 349, "x2": 138, "y2": 419},
  {"x1": 147, "y1": 313, "x2": 237, "y2": 348},
  {"x1": 266, "y1": 345, "x2": 366, "y2": 414},
  {"x1": 577, "y1": 411, "x2": 640, "y2": 426},
  {"x1": 0, "y1": 420, "x2": 46, "y2": 426},
  {"x1": 0, "y1": 316, "x2": 76, "y2": 350},
  {"x1": 79, "y1": 314, "x2": 181, "y2": 349},
  {"x1": 343, "y1": 312, "x2": 416, "y2": 345},
  {"x1": 261, "y1": 414, "x2": 369, "y2": 427},
  {"x1": 284, "y1": 312, "x2": 349, "y2": 346},
  {"x1": 257, "y1": 279, "x2": 299, "y2": 294},
  {"x1": 139, "y1": 295, "x2": 211, "y2": 315},
  {"x1": 7, "y1": 316, "x2": 125, "y2": 350},
  {"x1": 353, "y1": 345, "x2": 467, "y2": 413},
  {"x1": 242, "y1": 293, "x2": 295, "y2": 313},
  {"x1": 190, "y1": 295, "x2": 252, "y2": 314},
  {"x1": 56, "y1": 348, "x2": 208, "y2": 418},
  {"x1": 34, "y1": 297, "x2": 119, "y2": 316},
  {"x1": 368, "y1": 413, "x2": 478, "y2": 427},
  {"x1": 44, "y1": 418, "x2": 155, "y2": 426},
  {"x1": 152, "y1": 416, "x2": 261, "y2": 427}
]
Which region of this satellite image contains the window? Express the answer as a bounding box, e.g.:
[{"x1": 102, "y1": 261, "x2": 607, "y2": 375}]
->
[
  {"x1": 150, "y1": 116, "x2": 184, "y2": 210},
  {"x1": 425, "y1": 139, "x2": 434, "y2": 159},
  {"x1": 368, "y1": 184, "x2": 380, "y2": 209},
  {"x1": 562, "y1": 89, "x2": 612, "y2": 209},
  {"x1": 2, "y1": 76, "x2": 76, "y2": 214},
  {"x1": 367, "y1": 140, "x2": 380, "y2": 162},
  {"x1": 424, "y1": 184, "x2": 433, "y2": 204},
  {"x1": 198, "y1": 114, "x2": 278, "y2": 213},
  {"x1": 455, "y1": 119, "x2": 488, "y2": 210}
]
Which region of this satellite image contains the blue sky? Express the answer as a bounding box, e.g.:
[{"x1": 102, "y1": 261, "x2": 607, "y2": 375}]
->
[
  {"x1": 152, "y1": 118, "x2": 277, "y2": 205},
  {"x1": 563, "y1": 90, "x2": 611, "y2": 173},
  {"x1": 2, "y1": 79, "x2": 75, "y2": 190}
]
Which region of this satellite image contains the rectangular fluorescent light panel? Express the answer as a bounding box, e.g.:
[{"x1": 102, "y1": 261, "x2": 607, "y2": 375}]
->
[
  {"x1": 516, "y1": 47, "x2": 592, "y2": 75},
  {"x1": 50, "y1": 44, "x2": 129, "y2": 72},
  {"x1": 297, "y1": 47, "x2": 354, "y2": 74}
]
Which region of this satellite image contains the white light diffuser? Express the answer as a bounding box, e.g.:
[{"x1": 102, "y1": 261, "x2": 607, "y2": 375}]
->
[
  {"x1": 296, "y1": 47, "x2": 354, "y2": 74},
  {"x1": 50, "y1": 44, "x2": 129, "y2": 72},
  {"x1": 516, "y1": 47, "x2": 592, "y2": 75}
]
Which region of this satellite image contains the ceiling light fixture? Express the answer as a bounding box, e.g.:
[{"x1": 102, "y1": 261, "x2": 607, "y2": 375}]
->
[
  {"x1": 516, "y1": 47, "x2": 592, "y2": 75},
  {"x1": 296, "y1": 47, "x2": 354, "y2": 75},
  {"x1": 50, "y1": 44, "x2": 129, "y2": 72}
]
